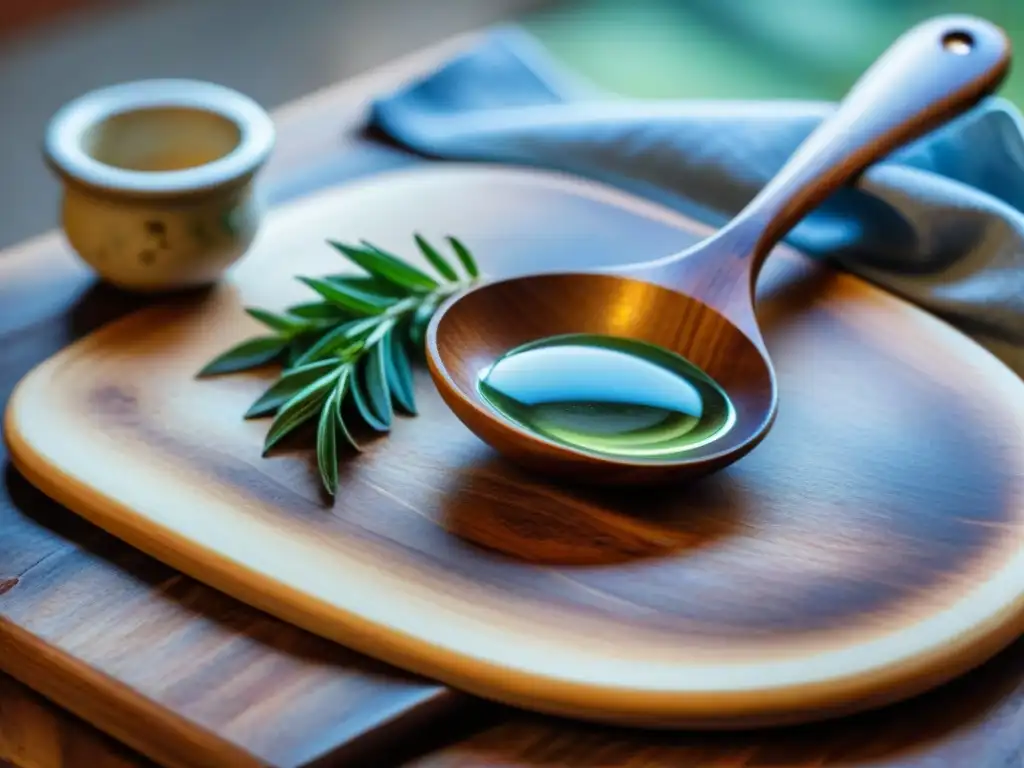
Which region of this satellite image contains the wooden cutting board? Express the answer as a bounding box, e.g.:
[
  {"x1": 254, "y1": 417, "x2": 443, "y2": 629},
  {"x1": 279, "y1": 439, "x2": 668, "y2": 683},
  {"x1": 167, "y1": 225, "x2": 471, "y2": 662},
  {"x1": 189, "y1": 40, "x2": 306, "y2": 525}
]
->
[{"x1": 6, "y1": 158, "x2": 1024, "y2": 730}]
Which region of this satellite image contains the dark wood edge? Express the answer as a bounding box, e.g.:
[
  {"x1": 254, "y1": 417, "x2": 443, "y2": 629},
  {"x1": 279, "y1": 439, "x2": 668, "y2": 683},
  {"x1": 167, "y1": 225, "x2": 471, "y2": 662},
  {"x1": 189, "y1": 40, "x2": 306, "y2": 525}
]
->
[
  {"x1": 0, "y1": 0, "x2": 126, "y2": 41},
  {"x1": 1, "y1": 671, "x2": 159, "y2": 767},
  {"x1": 0, "y1": 620, "x2": 258, "y2": 767}
]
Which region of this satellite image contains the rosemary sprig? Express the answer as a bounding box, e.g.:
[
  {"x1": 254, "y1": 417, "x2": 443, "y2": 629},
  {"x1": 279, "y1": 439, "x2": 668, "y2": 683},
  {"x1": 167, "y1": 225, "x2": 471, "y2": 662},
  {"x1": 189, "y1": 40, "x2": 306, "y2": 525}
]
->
[{"x1": 196, "y1": 234, "x2": 480, "y2": 496}]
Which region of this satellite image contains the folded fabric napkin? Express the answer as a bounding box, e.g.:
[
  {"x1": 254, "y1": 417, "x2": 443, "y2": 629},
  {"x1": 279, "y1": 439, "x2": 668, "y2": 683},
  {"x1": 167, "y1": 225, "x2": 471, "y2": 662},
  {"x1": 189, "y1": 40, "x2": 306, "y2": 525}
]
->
[{"x1": 370, "y1": 26, "x2": 1024, "y2": 377}]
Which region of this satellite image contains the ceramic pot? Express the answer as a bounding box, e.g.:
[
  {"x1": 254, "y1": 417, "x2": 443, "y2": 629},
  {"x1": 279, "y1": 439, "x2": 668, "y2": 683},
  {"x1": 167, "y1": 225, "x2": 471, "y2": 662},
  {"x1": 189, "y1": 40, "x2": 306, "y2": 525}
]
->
[{"x1": 44, "y1": 79, "x2": 276, "y2": 292}]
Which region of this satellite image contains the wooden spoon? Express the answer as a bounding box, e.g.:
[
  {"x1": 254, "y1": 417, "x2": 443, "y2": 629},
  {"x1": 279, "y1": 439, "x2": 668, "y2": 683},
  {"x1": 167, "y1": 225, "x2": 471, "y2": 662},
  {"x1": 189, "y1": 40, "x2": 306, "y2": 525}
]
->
[{"x1": 426, "y1": 15, "x2": 1011, "y2": 485}]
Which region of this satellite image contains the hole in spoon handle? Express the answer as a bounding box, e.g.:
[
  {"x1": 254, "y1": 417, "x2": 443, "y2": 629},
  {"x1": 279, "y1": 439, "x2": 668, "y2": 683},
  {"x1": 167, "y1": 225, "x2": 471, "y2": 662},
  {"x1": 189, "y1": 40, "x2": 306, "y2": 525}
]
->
[
  {"x1": 670, "y1": 13, "x2": 1011, "y2": 309},
  {"x1": 735, "y1": 14, "x2": 1009, "y2": 272}
]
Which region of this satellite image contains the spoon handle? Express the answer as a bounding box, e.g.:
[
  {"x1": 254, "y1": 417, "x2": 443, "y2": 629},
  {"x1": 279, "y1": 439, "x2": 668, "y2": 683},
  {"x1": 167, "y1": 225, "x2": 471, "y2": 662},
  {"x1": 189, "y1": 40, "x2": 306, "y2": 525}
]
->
[{"x1": 651, "y1": 15, "x2": 1010, "y2": 322}]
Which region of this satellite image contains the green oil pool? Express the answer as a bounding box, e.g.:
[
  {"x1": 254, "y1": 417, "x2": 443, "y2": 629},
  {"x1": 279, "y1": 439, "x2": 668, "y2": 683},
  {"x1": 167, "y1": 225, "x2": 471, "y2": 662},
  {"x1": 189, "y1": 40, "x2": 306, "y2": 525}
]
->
[{"x1": 477, "y1": 333, "x2": 736, "y2": 459}]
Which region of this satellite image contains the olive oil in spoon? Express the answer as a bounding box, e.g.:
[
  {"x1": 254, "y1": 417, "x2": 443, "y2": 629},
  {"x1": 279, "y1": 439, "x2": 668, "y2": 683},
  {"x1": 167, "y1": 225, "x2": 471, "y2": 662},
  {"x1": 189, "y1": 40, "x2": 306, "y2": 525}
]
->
[{"x1": 478, "y1": 334, "x2": 735, "y2": 459}]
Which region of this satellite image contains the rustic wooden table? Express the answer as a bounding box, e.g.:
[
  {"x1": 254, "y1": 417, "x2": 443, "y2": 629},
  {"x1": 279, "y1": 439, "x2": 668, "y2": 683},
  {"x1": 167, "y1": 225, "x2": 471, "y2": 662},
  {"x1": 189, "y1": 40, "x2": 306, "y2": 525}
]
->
[{"x1": 1, "y1": 32, "x2": 1022, "y2": 768}]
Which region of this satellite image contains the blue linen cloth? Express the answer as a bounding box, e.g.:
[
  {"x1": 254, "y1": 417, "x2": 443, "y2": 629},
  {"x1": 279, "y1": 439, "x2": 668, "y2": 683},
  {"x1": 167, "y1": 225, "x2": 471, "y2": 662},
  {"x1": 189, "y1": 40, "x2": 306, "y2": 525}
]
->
[{"x1": 369, "y1": 26, "x2": 1024, "y2": 377}]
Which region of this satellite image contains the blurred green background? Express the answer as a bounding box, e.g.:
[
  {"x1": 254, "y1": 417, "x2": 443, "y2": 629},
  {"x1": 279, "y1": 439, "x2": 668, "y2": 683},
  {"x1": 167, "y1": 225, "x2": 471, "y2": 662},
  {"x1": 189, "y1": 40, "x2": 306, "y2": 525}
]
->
[
  {"x1": 524, "y1": 0, "x2": 1024, "y2": 104},
  {"x1": 1, "y1": 0, "x2": 1021, "y2": 249}
]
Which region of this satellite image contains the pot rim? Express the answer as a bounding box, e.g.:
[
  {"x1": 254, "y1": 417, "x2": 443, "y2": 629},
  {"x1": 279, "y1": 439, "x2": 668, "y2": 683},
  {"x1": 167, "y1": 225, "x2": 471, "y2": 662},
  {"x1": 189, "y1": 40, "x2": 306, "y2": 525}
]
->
[{"x1": 44, "y1": 78, "x2": 275, "y2": 198}]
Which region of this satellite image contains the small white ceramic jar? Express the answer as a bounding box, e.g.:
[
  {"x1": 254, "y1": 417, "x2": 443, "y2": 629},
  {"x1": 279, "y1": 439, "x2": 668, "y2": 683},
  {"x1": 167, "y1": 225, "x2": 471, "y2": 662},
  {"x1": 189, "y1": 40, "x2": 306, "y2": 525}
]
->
[{"x1": 44, "y1": 79, "x2": 275, "y2": 292}]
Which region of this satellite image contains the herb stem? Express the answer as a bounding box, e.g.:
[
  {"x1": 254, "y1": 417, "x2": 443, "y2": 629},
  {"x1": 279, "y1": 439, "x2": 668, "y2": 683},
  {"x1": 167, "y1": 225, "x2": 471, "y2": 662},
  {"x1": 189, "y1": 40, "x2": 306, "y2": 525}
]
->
[{"x1": 196, "y1": 235, "x2": 481, "y2": 498}]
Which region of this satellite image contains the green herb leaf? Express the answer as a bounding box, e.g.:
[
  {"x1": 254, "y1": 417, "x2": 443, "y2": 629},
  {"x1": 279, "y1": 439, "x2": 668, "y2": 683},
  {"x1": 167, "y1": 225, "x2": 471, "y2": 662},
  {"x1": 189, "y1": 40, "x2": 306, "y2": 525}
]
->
[
  {"x1": 291, "y1": 324, "x2": 353, "y2": 368},
  {"x1": 245, "y1": 308, "x2": 308, "y2": 335},
  {"x1": 316, "y1": 367, "x2": 359, "y2": 496},
  {"x1": 197, "y1": 336, "x2": 288, "y2": 377},
  {"x1": 330, "y1": 240, "x2": 439, "y2": 293},
  {"x1": 361, "y1": 315, "x2": 397, "y2": 351},
  {"x1": 385, "y1": 327, "x2": 417, "y2": 415},
  {"x1": 291, "y1": 316, "x2": 379, "y2": 367},
  {"x1": 245, "y1": 359, "x2": 339, "y2": 419},
  {"x1": 408, "y1": 294, "x2": 441, "y2": 353},
  {"x1": 362, "y1": 339, "x2": 394, "y2": 428},
  {"x1": 317, "y1": 385, "x2": 340, "y2": 496},
  {"x1": 262, "y1": 369, "x2": 341, "y2": 454},
  {"x1": 326, "y1": 275, "x2": 408, "y2": 299},
  {"x1": 198, "y1": 232, "x2": 481, "y2": 501},
  {"x1": 414, "y1": 233, "x2": 459, "y2": 282},
  {"x1": 286, "y1": 301, "x2": 352, "y2": 322},
  {"x1": 286, "y1": 333, "x2": 319, "y2": 366},
  {"x1": 299, "y1": 276, "x2": 394, "y2": 315},
  {"x1": 333, "y1": 369, "x2": 362, "y2": 453},
  {"x1": 447, "y1": 235, "x2": 479, "y2": 278},
  {"x1": 350, "y1": 363, "x2": 390, "y2": 432}
]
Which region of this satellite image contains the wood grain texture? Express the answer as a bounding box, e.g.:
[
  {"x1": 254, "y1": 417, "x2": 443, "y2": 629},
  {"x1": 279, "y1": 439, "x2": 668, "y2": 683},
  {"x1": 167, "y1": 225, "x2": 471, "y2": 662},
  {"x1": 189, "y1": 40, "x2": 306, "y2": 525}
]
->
[
  {"x1": 6, "y1": 160, "x2": 1024, "y2": 729},
  {"x1": 4, "y1": 643, "x2": 1024, "y2": 768},
  {"x1": 0, "y1": 672, "x2": 152, "y2": 767},
  {"x1": 0, "y1": 34, "x2": 486, "y2": 768},
  {"x1": 0, "y1": 662, "x2": 489, "y2": 768},
  {"x1": 410, "y1": 640, "x2": 1024, "y2": 766}
]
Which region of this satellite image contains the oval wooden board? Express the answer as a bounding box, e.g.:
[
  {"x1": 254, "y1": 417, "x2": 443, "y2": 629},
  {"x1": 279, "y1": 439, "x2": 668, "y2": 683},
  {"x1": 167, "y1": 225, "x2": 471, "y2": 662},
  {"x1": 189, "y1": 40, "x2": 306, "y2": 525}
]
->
[{"x1": 5, "y1": 165, "x2": 1024, "y2": 729}]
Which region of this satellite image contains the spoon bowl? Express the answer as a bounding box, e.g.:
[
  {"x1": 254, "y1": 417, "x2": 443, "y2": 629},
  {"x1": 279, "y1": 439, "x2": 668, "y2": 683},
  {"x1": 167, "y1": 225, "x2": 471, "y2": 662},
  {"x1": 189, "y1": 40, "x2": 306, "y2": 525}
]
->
[
  {"x1": 428, "y1": 271, "x2": 775, "y2": 484},
  {"x1": 428, "y1": 14, "x2": 1011, "y2": 485}
]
